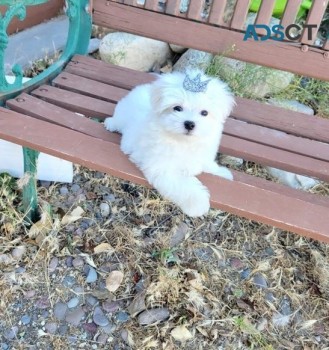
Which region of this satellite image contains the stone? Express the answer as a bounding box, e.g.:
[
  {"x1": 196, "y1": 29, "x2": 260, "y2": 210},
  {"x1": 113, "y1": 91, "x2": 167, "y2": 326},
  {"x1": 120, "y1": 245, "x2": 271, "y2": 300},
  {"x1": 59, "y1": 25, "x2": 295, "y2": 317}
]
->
[
  {"x1": 97, "y1": 334, "x2": 108, "y2": 345},
  {"x1": 267, "y1": 98, "x2": 314, "y2": 115},
  {"x1": 4, "y1": 327, "x2": 18, "y2": 340},
  {"x1": 127, "y1": 291, "x2": 146, "y2": 317},
  {"x1": 137, "y1": 308, "x2": 170, "y2": 325},
  {"x1": 24, "y1": 290, "x2": 36, "y2": 299},
  {"x1": 100, "y1": 32, "x2": 171, "y2": 72},
  {"x1": 170, "y1": 222, "x2": 189, "y2": 248},
  {"x1": 11, "y1": 245, "x2": 26, "y2": 260},
  {"x1": 71, "y1": 184, "x2": 80, "y2": 193},
  {"x1": 35, "y1": 296, "x2": 51, "y2": 309},
  {"x1": 101, "y1": 323, "x2": 116, "y2": 334},
  {"x1": 21, "y1": 315, "x2": 31, "y2": 325},
  {"x1": 213, "y1": 56, "x2": 294, "y2": 98},
  {"x1": 173, "y1": 49, "x2": 213, "y2": 73},
  {"x1": 65, "y1": 307, "x2": 85, "y2": 326},
  {"x1": 219, "y1": 155, "x2": 244, "y2": 167},
  {"x1": 265, "y1": 167, "x2": 319, "y2": 190},
  {"x1": 54, "y1": 302, "x2": 68, "y2": 321},
  {"x1": 67, "y1": 297, "x2": 80, "y2": 309},
  {"x1": 63, "y1": 275, "x2": 76, "y2": 288},
  {"x1": 45, "y1": 322, "x2": 57, "y2": 334},
  {"x1": 86, "y1": 296, "x2": 99, "y2": 307},
  {"x1": 100, "y1": 202, "x2": 111, "y2": 217},
  {"x1": 253, "y1": 273, "x2": 268, "y2": 289},
  {"x1": 102, "y1": 300, "x2": 120, "y2": 313},
  {"x1": 72, "y1": 257, "x2": 84, "y2": 269},
  {"x1": 85, "y1": 266, "x2": 98, "y2": 283},
  {"x1": 60, "y1": 186, "x2": 69, "y2": 195},
  {"x1": 230, "y1": 258, "x2": 244, "y2": 270},
  {"x1": 169, "y1": 43, "x2": 187, "y2": 54},
  {"x1": 88, "y1": 38, "x2": 101, "y2": 54},
  {"x1": 93, "y1": 307, "x2": 109, "y2": 327},
  {"x1": 48, "y1": 257, "x2": 59, "y2": 273},
  {"x1": 82, "y1": 322, "x2": 98, "y2": 335},
  {"x1": 58, "y1": 324, "x2": 68, "y2": 335},
  {"x1": 115, "y1": 311, "x2": 129, "y2": 323}
]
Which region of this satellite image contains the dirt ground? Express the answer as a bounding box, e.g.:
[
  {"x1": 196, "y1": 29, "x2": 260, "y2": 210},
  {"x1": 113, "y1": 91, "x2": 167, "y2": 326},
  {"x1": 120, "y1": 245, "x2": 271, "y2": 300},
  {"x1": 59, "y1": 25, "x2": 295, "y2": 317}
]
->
[{"x1": 1, "y1": 164, "x2": 329, "y2": 350}]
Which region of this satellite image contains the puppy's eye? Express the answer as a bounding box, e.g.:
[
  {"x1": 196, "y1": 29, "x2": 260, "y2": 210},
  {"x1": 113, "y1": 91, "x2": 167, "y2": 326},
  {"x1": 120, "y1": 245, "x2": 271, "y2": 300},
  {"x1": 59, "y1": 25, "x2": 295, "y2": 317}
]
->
[
  {"x1": 200, "y1": 110, "x2": 208, "y2": 116},
  {"x1": 173, "y1": 106, "x2": 183, "y2": 112}
]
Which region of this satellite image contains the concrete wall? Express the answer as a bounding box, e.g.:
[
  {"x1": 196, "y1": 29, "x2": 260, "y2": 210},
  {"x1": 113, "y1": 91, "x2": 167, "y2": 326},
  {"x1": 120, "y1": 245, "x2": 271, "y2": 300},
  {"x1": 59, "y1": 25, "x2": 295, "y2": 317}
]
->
[{"x1": 1, "y1": 0, "x2": 65, "y2": 35}]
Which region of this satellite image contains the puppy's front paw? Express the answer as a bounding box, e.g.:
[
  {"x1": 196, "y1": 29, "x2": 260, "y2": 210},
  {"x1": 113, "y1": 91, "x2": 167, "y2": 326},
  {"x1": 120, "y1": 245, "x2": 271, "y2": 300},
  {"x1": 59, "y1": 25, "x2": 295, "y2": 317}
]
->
[
  {"x1": 204, "y1": 162, "x2": 233, "y2": 181},
  {"x1": 216, "y1": 166, "x2": 233, "y2": 181},
  {"x1": 181, "y1": 189, "x2": 210, "y2": 217},
  {"x1": 104, "y1": 117, "x2": 115, "y2": 132}
]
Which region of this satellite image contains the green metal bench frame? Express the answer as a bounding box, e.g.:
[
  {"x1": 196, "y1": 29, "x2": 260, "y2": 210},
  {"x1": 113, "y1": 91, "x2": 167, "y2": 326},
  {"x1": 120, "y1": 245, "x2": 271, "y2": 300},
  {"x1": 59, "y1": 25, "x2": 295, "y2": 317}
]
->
[{"x1": 0, "y1": 0, "x2": 92, "y2": 222}]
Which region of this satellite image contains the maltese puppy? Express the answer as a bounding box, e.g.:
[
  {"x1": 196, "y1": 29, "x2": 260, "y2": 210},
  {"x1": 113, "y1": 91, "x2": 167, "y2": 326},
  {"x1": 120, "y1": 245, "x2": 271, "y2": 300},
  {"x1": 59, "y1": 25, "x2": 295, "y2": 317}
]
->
[{"x1": 104, "y1": 70, "x2": 235, "y2": 217}]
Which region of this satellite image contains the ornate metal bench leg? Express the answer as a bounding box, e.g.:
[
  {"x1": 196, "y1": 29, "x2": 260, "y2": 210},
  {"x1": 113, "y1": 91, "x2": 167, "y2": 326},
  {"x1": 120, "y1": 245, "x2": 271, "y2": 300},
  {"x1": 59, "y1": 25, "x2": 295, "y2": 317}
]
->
[{"x1": 22, "y1": 147, "x2": 39, "y2": 223}]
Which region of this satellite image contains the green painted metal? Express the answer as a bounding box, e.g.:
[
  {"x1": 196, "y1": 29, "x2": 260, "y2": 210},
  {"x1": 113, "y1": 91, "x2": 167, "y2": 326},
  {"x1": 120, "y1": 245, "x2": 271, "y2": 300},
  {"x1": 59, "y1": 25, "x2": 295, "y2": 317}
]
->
[
  {"x1": 0, "y1": 0, "x2": 92, "y2": 102},
  {"x1": 0, "y1": 0, "x2": 92, "y2": 221},
  {"x1": 22, "y1": 147, "x2": 39, "y2": 223}
]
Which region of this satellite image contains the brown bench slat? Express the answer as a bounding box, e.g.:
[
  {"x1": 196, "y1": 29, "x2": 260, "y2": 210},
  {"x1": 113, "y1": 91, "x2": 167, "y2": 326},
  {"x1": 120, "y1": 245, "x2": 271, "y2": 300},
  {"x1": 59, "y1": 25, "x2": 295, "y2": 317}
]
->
[
  {"x1": 280, "y1": 0, "x2": 302, "y2": 29},
  {"x1": 230, "y1": 0, "x2": 250, "y2": 29},
  {"x1": 6, "y1": 93, "x2": 119, "y2": 143},
  {"x1": 53, "y1": 72, "x2": 128, "y2": 103},
  {"x1": 52, "y1": 70, "x2": 329, "y2": 163},
  {"x1": 301, "y1": 0, "x2": 329, "y2": 45},
  {"x1": 31, "y1": 85, "x2": 113, "y2": 118},
  {"x1": 8, "y1": 92, "x2": 329, "y2": 182},
  {"x1": 255, "y1": 0, "x2": 276, "y2": 28},
  {"x1": 145, "y1": 0, "x2": 160, "y2": 11},
  {"x1": 165, "y1": 0, "x2": 183, "y2": 16},
  {"x1": 224, "y1": 118, "x2": 329, "y2": 163},
  {"x1": 221, "y1": 134, "x2": 329, "y2": 182},
  {"x1": 66, "y1": 55, "x2": 154, "y2": 89},
  {"x1": 233, "y1": 97, "x2": 329, "y2": 144},
  {"x1": 1, "y1": 107, "x2": 329, "y2": 242},
  {"x1": 187, "y1": 0, "x2": 204, "y2": 21},
  {"x1": 66, "y1": 55, "x2": 329, "y2": 144},
  {"x1": 208, "y1": 0, "x2": 227, "y2": 25}
]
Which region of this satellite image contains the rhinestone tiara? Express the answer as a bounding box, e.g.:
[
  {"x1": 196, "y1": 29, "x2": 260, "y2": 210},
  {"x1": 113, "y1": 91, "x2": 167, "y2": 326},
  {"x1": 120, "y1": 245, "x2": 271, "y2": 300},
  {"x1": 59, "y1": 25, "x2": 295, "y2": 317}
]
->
[{"x1": 183, "y1": 73, "x2": 211, "y2": 93}]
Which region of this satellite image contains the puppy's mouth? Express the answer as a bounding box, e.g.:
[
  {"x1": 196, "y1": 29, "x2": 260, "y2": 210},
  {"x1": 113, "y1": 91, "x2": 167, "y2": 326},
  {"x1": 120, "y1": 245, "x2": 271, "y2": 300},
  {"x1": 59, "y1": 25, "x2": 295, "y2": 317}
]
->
[{"x1": 184, "y1": 131, "x2": 194, "y2": 136}]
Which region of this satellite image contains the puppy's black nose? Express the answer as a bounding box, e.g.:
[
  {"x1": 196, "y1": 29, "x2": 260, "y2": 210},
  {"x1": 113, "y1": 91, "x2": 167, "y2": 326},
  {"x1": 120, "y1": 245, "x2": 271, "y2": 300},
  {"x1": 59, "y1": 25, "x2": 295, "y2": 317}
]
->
[{"x1": 184, "y1": 121, "x2": 195, "y2": 131}]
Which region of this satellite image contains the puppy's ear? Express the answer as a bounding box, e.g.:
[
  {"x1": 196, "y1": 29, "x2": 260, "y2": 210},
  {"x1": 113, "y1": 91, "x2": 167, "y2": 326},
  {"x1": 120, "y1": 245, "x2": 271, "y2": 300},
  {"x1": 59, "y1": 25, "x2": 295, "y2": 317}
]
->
[
  {"x1": 150, "y1": 80, "x2": 165, "y2": 115},
  {"x1": 208, "y1": 79, "x2": 236, "y2": 120}
]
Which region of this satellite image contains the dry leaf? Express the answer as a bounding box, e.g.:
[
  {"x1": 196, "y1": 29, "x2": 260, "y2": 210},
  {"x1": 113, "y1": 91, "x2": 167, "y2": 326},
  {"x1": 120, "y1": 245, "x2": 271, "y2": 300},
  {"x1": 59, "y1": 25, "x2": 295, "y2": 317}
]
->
[
  {"x1": 93, "y1": 243, "x2": 115, "y2": 254},
  {"x1": 196, "y1": 326, "x2": 208, "y2": 337},
  {"x1": 171, "y1": 325, "x2": 193, "y2": 343},
  {"x1": 61, "y1": 206, "x2": 84, "y2": 225},
  {"x1": 29, "y1": 212, "x2": 52, "y2": 241},
  {"x1": 298, "y1": 319, "x2": 318, "y2": 331},
  {"x1": 106, "y1": 270, "x2": 124, "y2": 292}
]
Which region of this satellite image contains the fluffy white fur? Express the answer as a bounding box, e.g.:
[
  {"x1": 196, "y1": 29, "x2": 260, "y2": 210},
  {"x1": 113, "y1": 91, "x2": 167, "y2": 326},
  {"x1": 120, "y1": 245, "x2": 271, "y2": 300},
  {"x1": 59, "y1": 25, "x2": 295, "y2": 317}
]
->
[{"x1": 104, "y1": 70, "x2": 235, "y2": 217}]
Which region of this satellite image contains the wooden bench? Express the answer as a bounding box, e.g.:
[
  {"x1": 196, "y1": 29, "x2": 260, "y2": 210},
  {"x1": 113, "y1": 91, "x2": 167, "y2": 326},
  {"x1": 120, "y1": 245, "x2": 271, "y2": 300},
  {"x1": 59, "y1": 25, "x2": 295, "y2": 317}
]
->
[{"x1": 1, "y1": 0, "x2": 329, "y2": 242}]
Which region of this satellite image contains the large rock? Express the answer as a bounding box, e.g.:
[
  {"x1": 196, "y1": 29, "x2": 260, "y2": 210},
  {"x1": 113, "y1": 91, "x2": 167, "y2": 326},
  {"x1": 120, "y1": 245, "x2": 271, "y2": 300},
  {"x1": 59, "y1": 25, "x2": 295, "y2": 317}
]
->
[
  {"x1": 99, "y1": 32, "x2": 171, "y2": 72},
  {"x1": 266, "y1": 168, "x2": 319, "y2": 190},
  {"x1": 267, "y1": 99, "x2": 314, "y2": 115},
  {"x1": 265, "y1": 98, "x2": 318, "y2": 189},
  {"x1": 173, "y1": 49, "x2": 213, "y2": 72},
  {"x1": 213, "y1": 56, "x2": 294, "y2": 98}
]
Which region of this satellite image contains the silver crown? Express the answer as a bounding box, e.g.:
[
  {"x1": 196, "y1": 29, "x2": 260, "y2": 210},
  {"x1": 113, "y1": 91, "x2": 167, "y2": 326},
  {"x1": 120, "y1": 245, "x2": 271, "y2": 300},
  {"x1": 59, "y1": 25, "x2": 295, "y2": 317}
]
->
[{"x1": 183, "y1": 73, "x2": 211, "y2": 93}]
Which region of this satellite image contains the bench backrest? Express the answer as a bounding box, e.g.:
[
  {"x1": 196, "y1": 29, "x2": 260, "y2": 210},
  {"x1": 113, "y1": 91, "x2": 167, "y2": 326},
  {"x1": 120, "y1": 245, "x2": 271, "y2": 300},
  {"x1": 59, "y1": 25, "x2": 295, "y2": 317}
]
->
[{"x1": 93, "y1": 0, "x2": 329, "y2": 81}]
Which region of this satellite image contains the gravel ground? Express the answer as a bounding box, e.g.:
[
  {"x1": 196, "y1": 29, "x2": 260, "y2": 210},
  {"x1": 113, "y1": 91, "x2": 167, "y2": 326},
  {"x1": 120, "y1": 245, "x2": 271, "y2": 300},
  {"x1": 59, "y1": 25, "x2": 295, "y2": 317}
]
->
[{"x1": 1, "y1": 164, "x2": 329, "y2": 349}]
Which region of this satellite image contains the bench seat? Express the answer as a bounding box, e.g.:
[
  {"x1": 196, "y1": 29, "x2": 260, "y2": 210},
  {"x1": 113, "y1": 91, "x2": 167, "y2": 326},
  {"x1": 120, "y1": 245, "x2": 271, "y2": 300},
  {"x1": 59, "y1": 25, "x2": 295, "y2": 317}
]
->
[{"x1": 1, "y1": 55, "x2": 329, "y2": 241}]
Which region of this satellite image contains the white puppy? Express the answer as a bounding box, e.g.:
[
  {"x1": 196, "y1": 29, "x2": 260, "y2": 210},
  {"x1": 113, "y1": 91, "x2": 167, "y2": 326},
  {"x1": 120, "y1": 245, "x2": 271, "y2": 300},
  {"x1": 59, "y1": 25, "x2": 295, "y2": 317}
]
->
[{"x1": 104, "y1": 70, "x2": 235, "y2": 217}]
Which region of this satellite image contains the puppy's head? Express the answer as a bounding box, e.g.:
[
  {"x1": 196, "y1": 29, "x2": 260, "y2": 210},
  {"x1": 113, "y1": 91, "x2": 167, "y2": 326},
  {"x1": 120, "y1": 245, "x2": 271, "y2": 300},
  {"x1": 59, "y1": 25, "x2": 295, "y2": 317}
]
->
[{"x1": 150, "y1": 70, "x2": 235, "y2": 139}]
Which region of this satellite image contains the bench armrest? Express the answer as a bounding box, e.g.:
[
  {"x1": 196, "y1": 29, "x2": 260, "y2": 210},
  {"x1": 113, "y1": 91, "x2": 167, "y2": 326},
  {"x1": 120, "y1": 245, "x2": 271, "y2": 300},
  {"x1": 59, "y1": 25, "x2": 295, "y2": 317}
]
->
[{"x1": 0, "y1": 0, "x2": 92, "y2": 103}]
